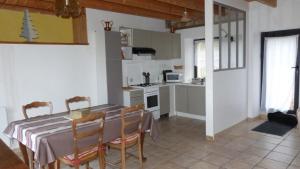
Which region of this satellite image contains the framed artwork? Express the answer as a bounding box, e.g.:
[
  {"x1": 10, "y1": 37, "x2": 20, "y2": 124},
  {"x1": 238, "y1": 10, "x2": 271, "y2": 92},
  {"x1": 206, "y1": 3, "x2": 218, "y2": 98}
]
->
[{"x1": 120, "y1": 27, "x2": 132, "y2": 46}]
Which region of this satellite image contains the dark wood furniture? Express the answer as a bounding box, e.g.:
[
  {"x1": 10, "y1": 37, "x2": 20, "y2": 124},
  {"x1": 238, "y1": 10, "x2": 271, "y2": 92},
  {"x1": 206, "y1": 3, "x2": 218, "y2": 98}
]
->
[
  {"x1": 22, "y1": 101, "x2": 53, "y2": 119},
  {"x1": 65, "y1": 96, "x2": 91, "y2": 112},
  {"x1": 57, "y1": 112, "x2": 106, "y2": 169},
  {"x1": 108, "y1": 104, "x2": 144, "y2": 169},
  {"x1": 0, "y1": 139, "x2": 28, "y2": 169},
  {"x1": 22, "y1": 101, "x2": 53, "y2": 169}
]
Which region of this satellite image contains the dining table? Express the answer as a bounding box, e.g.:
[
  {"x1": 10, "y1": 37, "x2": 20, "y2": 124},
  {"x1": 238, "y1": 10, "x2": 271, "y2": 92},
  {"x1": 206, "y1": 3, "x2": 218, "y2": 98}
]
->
[{"x1": 3, "y1": 104, "x2": 159, "y2": 169}]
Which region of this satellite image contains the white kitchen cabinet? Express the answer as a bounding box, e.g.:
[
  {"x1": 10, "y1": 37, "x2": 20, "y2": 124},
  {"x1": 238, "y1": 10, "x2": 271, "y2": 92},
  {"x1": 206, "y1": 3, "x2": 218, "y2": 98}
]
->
[{"x1": 123, "y1": 89, "x2": 144, "y2": 106}]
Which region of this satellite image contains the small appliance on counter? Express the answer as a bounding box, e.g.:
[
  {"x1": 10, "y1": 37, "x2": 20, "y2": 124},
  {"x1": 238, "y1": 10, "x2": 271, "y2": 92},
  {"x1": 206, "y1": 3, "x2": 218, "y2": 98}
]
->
[
  {"x1": 166, "y1": 72, "x2": 183, "y2": 83},
  {"x1": 192, "y1": 78, "x2": 205, "y2": 85},
  {"x1": 162, "y1": 70, "x2": 173, "y2": 82}
]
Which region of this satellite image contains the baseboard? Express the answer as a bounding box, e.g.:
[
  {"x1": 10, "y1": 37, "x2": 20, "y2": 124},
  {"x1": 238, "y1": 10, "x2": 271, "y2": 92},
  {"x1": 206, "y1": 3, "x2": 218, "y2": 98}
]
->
[
  {"x1": 176, "y1": 112, "x2": 206, "y2": 121},
  {"x1": 247, "y1": 114, "x2": 267, "y2": 121},
  {"x1": 206, "y1": 135, "x2": 215, "y2": 142}
]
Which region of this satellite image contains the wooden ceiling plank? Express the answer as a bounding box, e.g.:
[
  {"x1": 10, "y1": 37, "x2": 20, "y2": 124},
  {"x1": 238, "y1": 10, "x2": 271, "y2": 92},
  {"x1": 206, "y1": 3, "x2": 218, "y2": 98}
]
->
[
  {"x1": 81, "y1": 0, "x2": 180, "y2": 20},
  {"x1": 102, "y1": 0, "x2": 203, "y2": 20},
  {"x1": 155, "y1": 0, "x2": 204, "y2": 12}
]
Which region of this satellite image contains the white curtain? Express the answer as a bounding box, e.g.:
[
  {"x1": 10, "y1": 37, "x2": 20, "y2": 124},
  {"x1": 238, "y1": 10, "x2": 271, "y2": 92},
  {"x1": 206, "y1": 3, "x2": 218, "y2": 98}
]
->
[{"x1": 264, "y1": 35, "x2": 298, "y2": 112}]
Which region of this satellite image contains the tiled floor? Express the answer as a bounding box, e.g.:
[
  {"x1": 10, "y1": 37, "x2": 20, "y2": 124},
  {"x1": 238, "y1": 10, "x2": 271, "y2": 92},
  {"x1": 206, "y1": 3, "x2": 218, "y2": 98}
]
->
[{"x1": 59, "y1": 117, "x2": 300, "y2": 169}]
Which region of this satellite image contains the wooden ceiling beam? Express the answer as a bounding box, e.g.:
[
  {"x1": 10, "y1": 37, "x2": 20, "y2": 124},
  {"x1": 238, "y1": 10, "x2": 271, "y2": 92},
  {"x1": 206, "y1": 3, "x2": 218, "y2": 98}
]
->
[
  {"x1": 155, "y1": 0, "x2": 204, "y2": 12},
  {"x1": 102, "y1": 0, "x2": 203, "y2": 19},
  {"x1": 246, "y1": 0, "x2": 277, "y2": 7},
  {"x1": 0, "y1": 0, "x2": 54, "y2": 12},
  {"x1": 80, "y1": 0, "x2": 181, "y2": 20}
]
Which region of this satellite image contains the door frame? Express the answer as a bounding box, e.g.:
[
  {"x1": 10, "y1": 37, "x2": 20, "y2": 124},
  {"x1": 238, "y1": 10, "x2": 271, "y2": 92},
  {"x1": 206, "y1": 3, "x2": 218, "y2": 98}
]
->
[{"x1": 261, "y1": 29, "x2": 300, "y2": 111}]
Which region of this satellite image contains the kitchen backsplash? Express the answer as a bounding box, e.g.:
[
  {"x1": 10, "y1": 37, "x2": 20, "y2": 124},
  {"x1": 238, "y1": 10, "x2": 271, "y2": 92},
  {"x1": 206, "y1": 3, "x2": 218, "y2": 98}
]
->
[{"x1": 122, "y1": 59, "x2": 183, "y2": 86}]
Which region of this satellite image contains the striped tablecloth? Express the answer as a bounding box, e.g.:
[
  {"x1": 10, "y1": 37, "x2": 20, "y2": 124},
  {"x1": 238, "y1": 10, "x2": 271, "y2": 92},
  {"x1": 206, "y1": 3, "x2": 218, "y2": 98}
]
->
[{"x1": 4, "y1": 104, "x2": 159, "y2": 166}]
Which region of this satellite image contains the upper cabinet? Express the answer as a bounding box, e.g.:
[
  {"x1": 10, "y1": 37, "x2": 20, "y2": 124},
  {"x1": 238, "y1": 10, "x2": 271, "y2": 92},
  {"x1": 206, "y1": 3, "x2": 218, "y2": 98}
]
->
[
  {"x1": 171, "y1": 33, "x2": 181, "y2": 59},
  {"x1": 151, "y1": 31, "x2": 172, "y2": 60},
  {"x1": 132, "y1": 29, "x2": 152, "y2": 48},
  {"x1": 121, "y1": 27, "x2": 181, "y2": 60}
]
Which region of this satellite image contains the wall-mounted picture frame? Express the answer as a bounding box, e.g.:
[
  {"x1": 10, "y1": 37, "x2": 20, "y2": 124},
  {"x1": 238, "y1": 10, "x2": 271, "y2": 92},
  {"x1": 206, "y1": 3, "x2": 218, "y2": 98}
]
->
[{"x1": 120, "y1": 27, "x2": 132, "y2": 46}]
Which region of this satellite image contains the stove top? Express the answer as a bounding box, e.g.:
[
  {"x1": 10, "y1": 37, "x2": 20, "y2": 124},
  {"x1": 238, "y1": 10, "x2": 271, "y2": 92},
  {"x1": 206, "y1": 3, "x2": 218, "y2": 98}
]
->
[{"x1": 132, "y1": 83, "x2": 158, "y2": 87}]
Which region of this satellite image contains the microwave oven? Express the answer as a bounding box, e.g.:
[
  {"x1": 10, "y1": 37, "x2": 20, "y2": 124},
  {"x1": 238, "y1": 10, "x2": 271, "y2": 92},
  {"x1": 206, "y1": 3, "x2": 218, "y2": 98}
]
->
[{"x1": 166, "y1": 72, "x2": 183, "y2": 83}]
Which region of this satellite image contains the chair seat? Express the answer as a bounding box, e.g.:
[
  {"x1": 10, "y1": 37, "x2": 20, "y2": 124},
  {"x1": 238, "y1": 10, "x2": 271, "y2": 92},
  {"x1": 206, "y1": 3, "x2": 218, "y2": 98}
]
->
[
  {"x1": 110, "y1": 133, "x2": 139, "y2": 144},
  {"x1": 62, "y1": 146, "x2": 99, "y2": 165}
]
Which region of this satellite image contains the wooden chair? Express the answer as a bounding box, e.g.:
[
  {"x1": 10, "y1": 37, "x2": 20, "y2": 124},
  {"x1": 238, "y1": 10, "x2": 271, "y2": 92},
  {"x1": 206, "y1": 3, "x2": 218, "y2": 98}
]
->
[
  {"x1": 66, "y1": 96, "x2": 91, "y2": 112},
  {"x1": 22, "y1": 101, "x2": 53, "y2": 119},
  {"x1": 57, "y1": 112, "x2": 106, "y2": 169},
  {"x1": 22, "y1": 101, "x2": 53, "y2": 169},
  {"x1": 108, "y1": 104, "x2": 144, "y2": 169}
]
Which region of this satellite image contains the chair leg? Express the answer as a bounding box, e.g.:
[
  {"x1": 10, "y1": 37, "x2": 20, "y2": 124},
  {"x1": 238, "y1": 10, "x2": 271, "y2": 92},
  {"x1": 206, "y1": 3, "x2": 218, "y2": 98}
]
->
[
  {"x1": 121, "y1": 143, "x2": 126, "y2": 169},
  {"x1": 18, "y1": 142, "x2": 29, "y2": 166},
  {"x1": 137, "y1": 138, "x2": 143, "y2": 169},
  {"x1": 99, "y1": 149, "x2": 106, "y2": 169},
  {"x1": 86, "y1": 162, "x2": 90, "y2": 169},
  {"x1": 56, "y1": 160, "x2": 61, "y2": 169},
  {"x1": 26, "y1": 147, "x2": 34, "y2": 169}
]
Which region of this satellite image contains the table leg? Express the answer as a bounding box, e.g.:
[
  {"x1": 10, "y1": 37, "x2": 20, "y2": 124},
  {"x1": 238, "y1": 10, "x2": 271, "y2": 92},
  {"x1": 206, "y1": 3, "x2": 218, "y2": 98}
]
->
[
  {"x1": 48, "y1": 161, "x2": 56, "y2": 169},
  {"x1": 141, "y1": 132, "x2": 147, "y2": 162},
  {"x1": 18, "y1": 142, "x2": 29, "y2": 166}
]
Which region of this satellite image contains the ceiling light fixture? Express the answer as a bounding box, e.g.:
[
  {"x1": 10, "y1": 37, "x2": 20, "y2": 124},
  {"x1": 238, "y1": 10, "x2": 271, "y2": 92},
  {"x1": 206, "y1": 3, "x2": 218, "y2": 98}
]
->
[
  {"x1": 55, "y1": 0, "x2": 81, "y2": 18},
  {"x1": 181, "y1": 8, "x2": 191, "y2": 22}
]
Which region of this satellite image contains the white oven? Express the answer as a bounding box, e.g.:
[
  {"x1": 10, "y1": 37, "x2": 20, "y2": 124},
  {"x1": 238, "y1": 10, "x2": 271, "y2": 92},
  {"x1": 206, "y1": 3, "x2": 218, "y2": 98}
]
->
[
  {"x1": 143, "y1": 87, "x2": 160, "y2": 119},
  {"x1": 144, "y1": 88, "x2": 159, "y2": 111}
]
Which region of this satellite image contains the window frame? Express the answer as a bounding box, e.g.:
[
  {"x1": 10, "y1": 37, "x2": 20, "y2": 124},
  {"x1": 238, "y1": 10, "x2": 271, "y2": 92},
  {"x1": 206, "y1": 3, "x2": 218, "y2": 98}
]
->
[{"x1": 214, "y1": 3, "x2": 246, "y2": 72}]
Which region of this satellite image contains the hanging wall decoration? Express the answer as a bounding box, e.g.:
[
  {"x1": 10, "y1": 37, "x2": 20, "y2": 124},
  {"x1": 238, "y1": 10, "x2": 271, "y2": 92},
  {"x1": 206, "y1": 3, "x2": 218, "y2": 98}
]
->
[{"x1": 20, "y1": 9, "x2": 39, "y2": 42}]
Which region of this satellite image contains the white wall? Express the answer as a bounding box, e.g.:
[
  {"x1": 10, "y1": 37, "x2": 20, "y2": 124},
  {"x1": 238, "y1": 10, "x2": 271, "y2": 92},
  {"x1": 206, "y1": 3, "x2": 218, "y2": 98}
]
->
[
  {"x1": 0, "y1": 9, "x2": 167, "y2": 123},
  {"x1": 212, "y1": 0, "x2": 249, "y2": 133},
  {"x1": 248, "y1": 0, "x2": 300, "y2": 117},
  {"x1": 213, "y1": 69, "x2": 248, "y2": 133}
]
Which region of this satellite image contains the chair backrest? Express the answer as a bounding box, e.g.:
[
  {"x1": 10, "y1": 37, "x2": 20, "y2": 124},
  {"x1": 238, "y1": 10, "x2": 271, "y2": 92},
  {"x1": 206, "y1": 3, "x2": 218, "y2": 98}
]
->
[
  {"x1": 22, "y1": 101, "x2": 53, "y2": 119},
  {"x1": 72, "y1": 112, "x2": 105, "y2": 160},
  {"x1": 65, "y1": 96, "x2": 91, "y2": 112},
  {"x1": 121, "y1": 104, "x2": 144, "y2": 139}
]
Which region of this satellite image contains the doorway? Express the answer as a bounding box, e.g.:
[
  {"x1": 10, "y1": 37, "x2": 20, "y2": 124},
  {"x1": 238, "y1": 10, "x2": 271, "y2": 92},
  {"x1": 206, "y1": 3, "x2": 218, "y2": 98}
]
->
[{"x1": 261, "y1": 29, "x2": 300, "y2": 113}]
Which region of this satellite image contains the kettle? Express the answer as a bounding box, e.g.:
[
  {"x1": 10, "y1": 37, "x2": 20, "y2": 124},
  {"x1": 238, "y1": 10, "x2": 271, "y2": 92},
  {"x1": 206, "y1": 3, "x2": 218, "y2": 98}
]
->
[{"x1": 143, "y1": 72, "x2": 150, "y2": 84}]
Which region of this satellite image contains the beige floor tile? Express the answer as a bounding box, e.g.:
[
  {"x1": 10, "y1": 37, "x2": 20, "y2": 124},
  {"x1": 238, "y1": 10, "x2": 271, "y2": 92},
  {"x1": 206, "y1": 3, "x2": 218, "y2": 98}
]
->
[
  {"x1": 266, "y1": 151, "x2": 295, "y2": 164},
  {"x1": 273, "y1": 145, "x2": 300, "y2": 156},
  {"x1": 203, "y1": 153, "x2": 231, "y2": 166},
  {"x1": 245, "y1": 147, "x2": 271, "y2": 157},
  {"x1": 291, "y1": 157, "x2": 300, "y2": 167},
  {"x1": 170, "y1": 154, "x2": 199, "y2": 168},
  {"x1": 223, "y1": 159, "x2": 254, "y2": 169},
  {"x1": 234, "y1": 153, "x2": 263, "y2": 165},
  {"x1": 287, "y1": 165, "x2": 300, "y2": 169},
  {"x1": 188, "y1": 161, "x2": 219, "y2": 169},
  {"x1": 257, "y1": 158, "x2": 289, "y2": 169}
]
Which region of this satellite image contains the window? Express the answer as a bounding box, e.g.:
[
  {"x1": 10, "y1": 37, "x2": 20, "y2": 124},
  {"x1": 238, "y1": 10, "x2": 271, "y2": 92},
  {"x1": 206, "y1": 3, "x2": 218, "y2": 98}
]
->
[
  {"x1": 214, "y1": 3, "x2": 246, "y2": 71},
  {"x1": 194, "y1": 39, "x2": 219, "y2": 78}
]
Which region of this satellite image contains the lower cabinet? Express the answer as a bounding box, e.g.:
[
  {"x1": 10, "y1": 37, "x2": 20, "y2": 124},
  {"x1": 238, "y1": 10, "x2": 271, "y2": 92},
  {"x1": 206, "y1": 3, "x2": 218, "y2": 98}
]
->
[
  {"x1": 175, "y1": 85, "x2": 188, "y2": 113},
  {"x1": 175, "y1": 85, "x2": 205, "y2": 116},
  {"x1": 123, "y1": 89, "x2": 144, "y2": 106},
  {"x1": 159, "y1": 86, "x2": 170, "y2": 115}
]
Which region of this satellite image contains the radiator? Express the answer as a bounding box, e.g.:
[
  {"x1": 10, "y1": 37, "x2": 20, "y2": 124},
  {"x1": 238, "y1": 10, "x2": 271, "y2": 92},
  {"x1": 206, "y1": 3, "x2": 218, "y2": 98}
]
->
[{"x1": 0, "y1": 107, "x2": 10, "y2": 146}]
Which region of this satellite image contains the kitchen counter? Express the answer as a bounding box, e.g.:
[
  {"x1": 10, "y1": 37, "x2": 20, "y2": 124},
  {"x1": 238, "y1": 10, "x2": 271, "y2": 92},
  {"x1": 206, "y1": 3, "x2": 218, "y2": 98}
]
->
[{"x1": 158, "y1": 82, "x2": 205, "y2": 87}]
